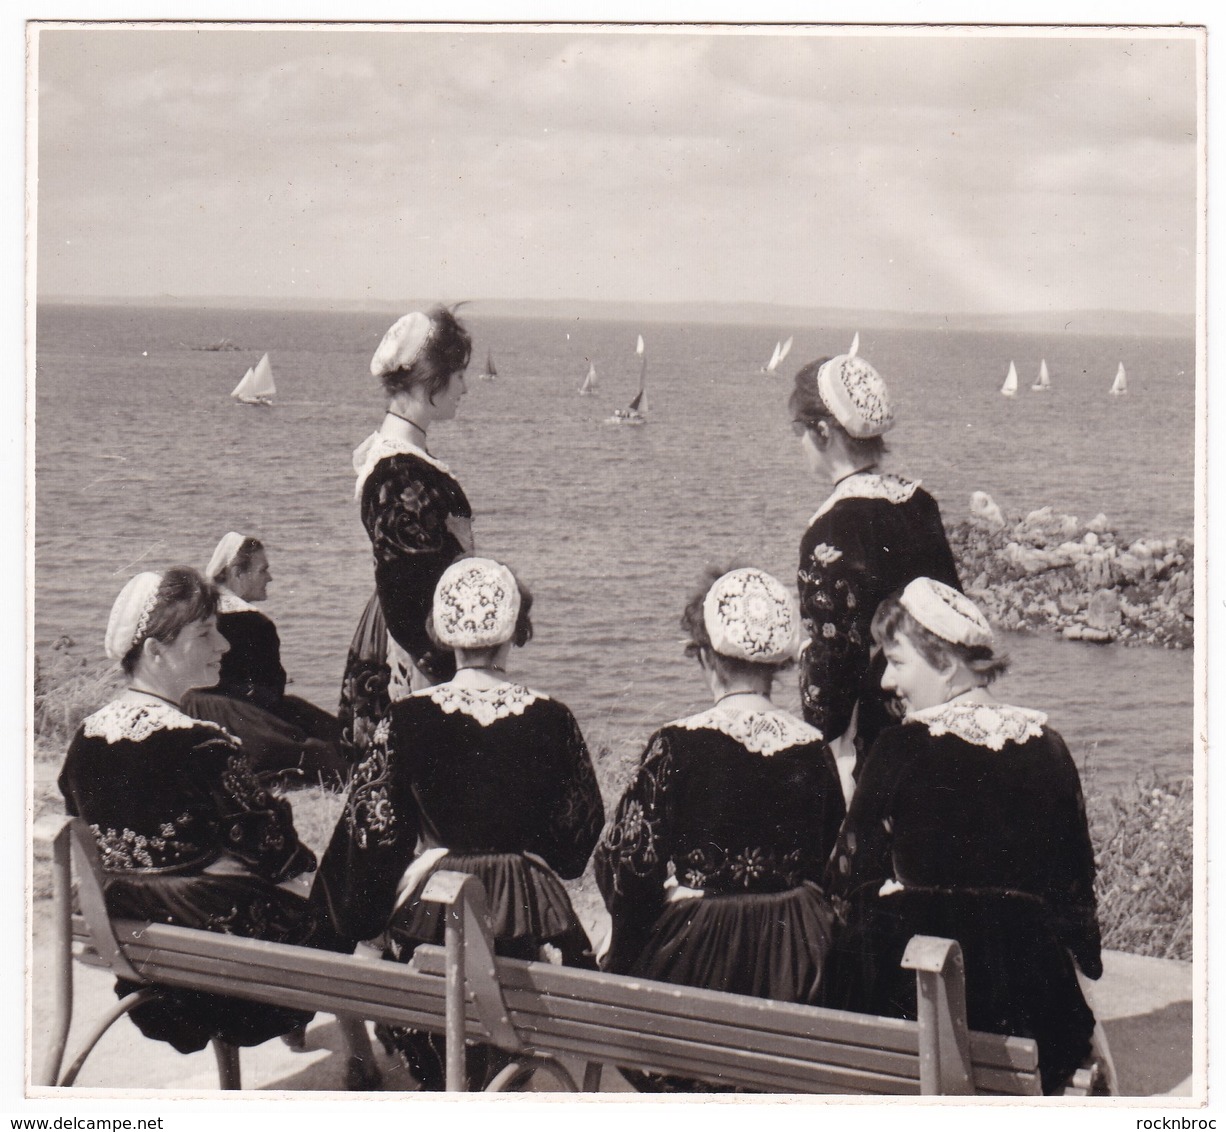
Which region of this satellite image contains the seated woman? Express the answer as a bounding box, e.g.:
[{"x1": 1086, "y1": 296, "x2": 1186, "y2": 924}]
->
[
  {"x1": 595, "y1": 567, "x2": 846, "y2": 1091},
  {"x1": 182, "y1": 532, "x2": 347, "y2": 786},
  {"x1": 309, "y1": 558, "x2": 604, "y2": 1090},
  {"x1": 825, "y1": 578, "x2": 1110, "y2": 1094},
  {"x1": 58, "y1": 567, "x2": 318, "y2": 1055}
]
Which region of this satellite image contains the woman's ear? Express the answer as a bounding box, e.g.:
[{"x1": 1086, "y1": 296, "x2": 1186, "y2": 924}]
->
[{"x1": 140, "y1": 637, "x2": 164, "y2": 666}]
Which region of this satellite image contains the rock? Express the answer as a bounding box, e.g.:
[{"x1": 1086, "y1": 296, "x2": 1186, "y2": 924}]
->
[
  {"x1": 1083, "y1": 531, "x2": 1099, "y2": 549},
  {"x1": 1086, "y1": 513, "x2": 1110, "y2": 534},
  {"x1": 1078, "y1": 626, "x2": 1114, "y2": 643},
  {"x1": 969, "y1": 491, "x2": 1006, "y2": 530},
  {"x1": 1086, "y1": 589, "x2": 1122, "y2": 631},
  {"x1": 1058, "y1": 592, "x2": 1083, "y2": 614}
]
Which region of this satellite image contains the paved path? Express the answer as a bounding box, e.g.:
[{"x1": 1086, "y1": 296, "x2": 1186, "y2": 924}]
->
[{"x1": 29, "y1": 937, "x2": 1192, "y2": 1096}]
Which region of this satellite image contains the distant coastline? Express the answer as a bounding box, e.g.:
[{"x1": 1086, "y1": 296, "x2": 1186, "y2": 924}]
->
[{"x1": 36, "y1": 295, "x2": 1194, "y2": 340}]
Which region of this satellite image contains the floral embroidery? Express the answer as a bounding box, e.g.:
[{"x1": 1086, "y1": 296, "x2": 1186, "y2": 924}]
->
[
  {"x1": 83, "y1": 700, "x2": 231, "y2": 745},
  {"x1": 426, "y1": 683, "x2": 544, "y2": 727},
  {"x1": 807, "y1": 472, "x2": 920, "y2": 526},
  {"x1": 346, "y1": 718, "x2": 399, "y2": 850},
  {"x1": 671, "y1": 704, "x2": 824, "y2": 753},
  {"x1": 679, "y1": 844, "x2": 806, "y2": 891},
  {"x1": 810, "y1": 542, "x2": 843, "y2": 566},
  {"x1": 598, "y1": 737, "x2": 672, "y2": 891},
  {"x1": 905, "y1": 702, "x2": 1048, "y2": 751},
  {"x1": 90, "y1": 818, "x2": 203, "y2": 872},
  {"x1": 822, "y1": 622, "x2": 837, "y2": 638}
]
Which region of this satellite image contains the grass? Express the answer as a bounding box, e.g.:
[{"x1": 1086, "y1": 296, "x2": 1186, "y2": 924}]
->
[{"x1": 30, "y1": 647, "x2": 1194, "y2": 963}]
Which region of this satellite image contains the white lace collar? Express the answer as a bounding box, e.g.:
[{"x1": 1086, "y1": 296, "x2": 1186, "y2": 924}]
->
[
  {"x1": 669, "y1": 702, "x2": 824, "y2": 756},
  {"x1": 352, "y1": 431, "x2": 453, "y2": 500},
  {"x1": 421, "y1": 682, "x2": 546, "y2": 727},
  {"x1": 217, "y1": 588, "x2": 256, "y2": 615},
  {"x1": 808, "y1": 472, "x2": 920, "y2": 525},
  {"x1": 82, "y1": 697, "x2": 233, "y2": 745},
  {"x1": 904, "y1": 701, "x2": 1047, "y2": 751}
]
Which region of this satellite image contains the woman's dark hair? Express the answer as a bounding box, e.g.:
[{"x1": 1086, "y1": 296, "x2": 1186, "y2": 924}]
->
[
  {"x1": 425, "y1": 562, "x2": 534, "y2": 651},
  {"x1": 215, "y1": 536, "x2": 264, "y2": 584},
  {"x1": 121, "y1": 567, "x2": 220, "y2": 676},
  {"x1": 680, "y1": 563, "x2": 793, "y2": 681},
  {"x1": 789, "y1": 357, "x2": 888, "y2": 462},
  {"x1": 870, "y1": 592, "x2": 1009, "y2": 686},
  {"x1": 380, "y1": 304, "x2": 473, "y2": 401}
]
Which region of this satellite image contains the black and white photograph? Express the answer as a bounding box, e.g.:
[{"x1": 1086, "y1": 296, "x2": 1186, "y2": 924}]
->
[{"x1": 18, "y1": 8, "x2": 1211, "y2": 1119}]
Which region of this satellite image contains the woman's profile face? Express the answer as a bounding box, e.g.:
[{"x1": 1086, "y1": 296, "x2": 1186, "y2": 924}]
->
[
  {"x1": 150, "y1": 614, "x2": 230, "y2": 697},
  {"x1": 432, "y1": 369, "x2": 467, "y2": 420},
  {"x1": 880, "y1": 631, "x2": 951, "y2": 714},
  {"x1": 798, "y1": 423, "x2": 828, "y2": 477},
  {"x1": 234, "y1": 550, "x2": 272, "y2": 603}
]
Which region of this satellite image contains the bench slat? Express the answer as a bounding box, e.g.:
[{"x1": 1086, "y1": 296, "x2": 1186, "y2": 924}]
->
[{"x1": 412, "y1": 946, "x2": 1038, "y2": 1075}]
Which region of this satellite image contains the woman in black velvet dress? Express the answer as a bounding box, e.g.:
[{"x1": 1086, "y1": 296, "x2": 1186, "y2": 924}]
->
[
  {"x1": 595, "y1": 567, "x2": 845, "y2": 1089},
  {"x1": 825, "y1": 578, "x2": 1108, "y2": 1094},
  {"x1": 337, "y1": 306, "x2": 476, "y2": 760},
  {"x1": 182, "y1": 532, "x2": 346, "y2": 784},
  {"x1": 58, "y1": 567, "x2": 317, "y2": 1054},
  {"x1": 789, "y1": 340, "x2": 961, "y2": 798},
  {"x1": 312, "y1": 558, "x2": 603, "y2": 1089}
]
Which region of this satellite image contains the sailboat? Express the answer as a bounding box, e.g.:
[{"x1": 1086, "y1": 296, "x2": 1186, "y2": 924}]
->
[
  {"x1": 232, "y1": 353, "x2": 275, "y2": 406},
  {"x1": 578, "y1": 358, "x2": 598, "y2": 396},
  {"x1": 606, "y1": 335, "x2": 647, "y2": 425},
  {"x1": 1110, "y1": 363, "x2": 1128, "y2": 395},
  {"x1": 1032, "y1": 359, "x2": 1051, "y2": 392},
  {"x1": 1000, "y1": 360, "x2": 1018, "y2": 397},
  {"x1": 762, "y1": 334, "x2": 795, "y2": 374},
  {"x1": 476, "y1": 350, "x2": 498, "y2": 381}
]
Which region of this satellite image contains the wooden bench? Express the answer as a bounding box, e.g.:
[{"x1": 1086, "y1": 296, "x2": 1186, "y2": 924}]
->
[{"x1": 35, "y1": 814, "x2": 1094, "y2": 1095}]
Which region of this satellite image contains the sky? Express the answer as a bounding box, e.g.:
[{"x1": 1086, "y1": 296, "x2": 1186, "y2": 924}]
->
[{"x1": 32, "y1": 25, "x2": 1199, "y2": 315}]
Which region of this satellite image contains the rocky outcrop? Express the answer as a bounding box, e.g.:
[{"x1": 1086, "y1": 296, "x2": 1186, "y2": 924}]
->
[{"x1": 946, "y1": 495, "x2": 1193, "y2": 649}]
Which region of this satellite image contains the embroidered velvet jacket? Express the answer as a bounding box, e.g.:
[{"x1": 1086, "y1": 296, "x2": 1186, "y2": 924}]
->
[
  {"x1": 797, "y1": 473, "x2": 961, "y2": 744},
  {"x1": 58, "y1": 699, "x2": 315, "y2": 882},
  {"x1": 594, "y1": 704, "x2": 845, "y2": 972},
  {"x1": 829, "y1": 702, "x2": 1102, "y2": 978},
  {"x1": 360, "y1": 449, "x2": 472, "y2": 684},
  {"x1": 310, "y1": 683, "x2": 603, "y2": 949}
]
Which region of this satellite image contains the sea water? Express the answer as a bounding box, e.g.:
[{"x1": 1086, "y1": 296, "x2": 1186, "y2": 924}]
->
[{"x1": 34, "y1": 304, "x2": 1196, "y2": 794}]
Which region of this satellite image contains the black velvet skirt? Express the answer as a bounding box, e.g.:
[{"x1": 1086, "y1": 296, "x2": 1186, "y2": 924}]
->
[
  {"x1": 824, "y1": 885, "x2": 1096, "y2": 1094},
  {"x1": 104, "y1": 871, "x2": 315, "y2": 1054},
  {"x1": 616, "y1": 883, "x2": 835, "y2": 1092},
  {"x1": 379, "y1": 851, "x2": 595, "y2": 1090}
]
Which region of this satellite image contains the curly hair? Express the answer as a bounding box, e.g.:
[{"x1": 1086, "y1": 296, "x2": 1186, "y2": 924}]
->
[
  {"x1": 121, "y1": 567, "x2": 221, "y2": 676},
  {"x1": 379, "y1": 304, "x2": 473, "y2": 402},
  {"x1": 870, "y1": 591, "x2": 1009, "y2": 685}
]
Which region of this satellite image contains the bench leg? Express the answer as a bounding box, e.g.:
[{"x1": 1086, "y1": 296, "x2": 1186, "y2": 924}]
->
[
  {"x1": 212, "y1": 1040, "x2": 241, "y2": 1090},
  {"x1": 39, "y1": 827, "x2": 75, "y2": 1087},
  {"x1": 582, "y1": 1061, "x2": 603, "y2": 1091},
  {"x1": 57, "y1": 989, "x2": 161, "y2": 1087}
]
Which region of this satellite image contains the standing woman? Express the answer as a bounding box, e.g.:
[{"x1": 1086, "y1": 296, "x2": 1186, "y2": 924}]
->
[
  {"x1": 312, "y1": 558, "x2": 604, "y2": 1090},
  {"x1": 595, "y1": 568, "x2": 845, "y2": 1089},
  {"x1": 789, "y1": 339, "x2": 961, "y2": 797},
  {"x1": 58, "y1": 568, "x2": 317, "y2": 1055},
  {"x1": 338, "y1": 306, "x2": 475, "y2": 759}
]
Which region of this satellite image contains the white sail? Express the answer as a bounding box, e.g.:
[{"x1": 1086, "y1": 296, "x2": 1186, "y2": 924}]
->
[
  {"x1": 1110, "y1": 362, "x2": 1128, "y2": 395},
  {"x1": 848, "y1": 332, "x2": 860, "y2": 357},
  {"x1": 579, "y1": 360, "x2": 597, "y2": 395},
  {"x1": 778, "y1": 335, "x2": 794, "y2": 364},
  {"x1": 636, "y1": 334, "x2": 645, "y2": 355},
  {"x1": 1032, "y1": 359, "x2": 1051, "y2": 391},
  {"x1": 1001, "y1": 360, "x2": 1018, "y2": 397},
  {"x1": 765, "y1": 341, "x2": 782, "y2": 372},
  {"x1": 232, "y1": 354, "x2": 275, "y2": 404}
]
